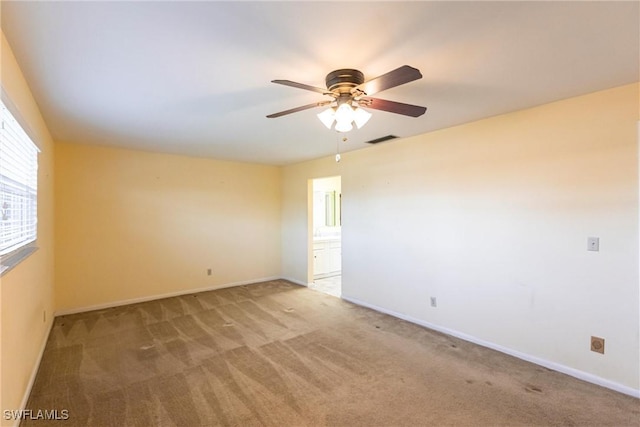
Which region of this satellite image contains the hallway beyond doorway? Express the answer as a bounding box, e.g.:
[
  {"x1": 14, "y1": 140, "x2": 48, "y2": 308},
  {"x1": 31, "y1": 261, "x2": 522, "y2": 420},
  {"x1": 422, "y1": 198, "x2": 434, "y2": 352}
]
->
[{"x1": 311, "y1": 176, "x2": 342, "y2": 297}]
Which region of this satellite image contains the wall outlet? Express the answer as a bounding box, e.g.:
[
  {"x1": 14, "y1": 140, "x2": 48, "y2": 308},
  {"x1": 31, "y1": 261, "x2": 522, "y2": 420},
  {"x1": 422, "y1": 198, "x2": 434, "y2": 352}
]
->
[
  {"x1": 430, "y1": 297, "x2": 437, "y2": 307},
  {"x1": 590, "y1": 336, "x2": 605, "y2": 354},
  {"x1": 207, "y1": 268, "x2": 212, "y2": 276},
  {"x1": 587, "y1": 237, "x2": 599, "y2": 252}
]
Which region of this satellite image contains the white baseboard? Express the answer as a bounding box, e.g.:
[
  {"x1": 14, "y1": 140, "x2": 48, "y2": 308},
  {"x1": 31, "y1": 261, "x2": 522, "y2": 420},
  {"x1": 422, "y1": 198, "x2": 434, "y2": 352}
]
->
[
  {"x1": 12, "y1": 318, "x2": 54, "y2": 427},
  {"x1": 342, "y1": 295, "x2": 640, "y2": 399},
  {"x1": 280, "y1": 276, "x2": 309, "y2": 287},
  {"x1": 54, "y1": 276, "x2": 281, "y2": 317}
]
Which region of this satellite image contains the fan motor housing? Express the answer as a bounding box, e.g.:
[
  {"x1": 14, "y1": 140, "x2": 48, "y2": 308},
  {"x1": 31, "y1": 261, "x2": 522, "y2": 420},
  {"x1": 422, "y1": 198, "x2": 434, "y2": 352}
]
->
[{"x1": 325, "y1": 69, "x2": 364, "y2": 93}]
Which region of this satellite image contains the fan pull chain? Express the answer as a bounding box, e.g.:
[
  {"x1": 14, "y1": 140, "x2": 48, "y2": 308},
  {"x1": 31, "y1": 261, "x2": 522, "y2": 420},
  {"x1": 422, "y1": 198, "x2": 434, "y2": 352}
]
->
[{"x1": 336, "y1": 135, "x2": 347, "y2": 162}]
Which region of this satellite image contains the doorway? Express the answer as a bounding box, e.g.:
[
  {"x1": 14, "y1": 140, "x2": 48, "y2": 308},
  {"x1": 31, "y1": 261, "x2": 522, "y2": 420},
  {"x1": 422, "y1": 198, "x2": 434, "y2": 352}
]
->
[{"x1": 309, "y1": 176, "x2": 342, "y2": 297}]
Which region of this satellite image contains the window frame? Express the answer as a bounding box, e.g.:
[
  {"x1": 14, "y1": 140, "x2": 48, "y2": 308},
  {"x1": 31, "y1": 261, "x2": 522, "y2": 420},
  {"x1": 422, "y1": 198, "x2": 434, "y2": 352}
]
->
[{"x1": 0, "y1": 89, "x2": 41, "y2": 276}]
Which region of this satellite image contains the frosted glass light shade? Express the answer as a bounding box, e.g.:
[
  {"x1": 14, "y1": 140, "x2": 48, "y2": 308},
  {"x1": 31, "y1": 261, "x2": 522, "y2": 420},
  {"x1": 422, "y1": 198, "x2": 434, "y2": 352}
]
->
[
  {"x1": 317, "y1": 108, "x2": 335, "y2": 129},
  {"x1": 335, "y1": 103, "x2": 354, "y2": 123},
  {"x1": 334, "y1": 104, "x2": 355, "y2": 132},
  {"x1": 334, "y1": 120, "x2": 353, "y2": 132},
  {"x1": 353, "y1": 107, "x2": 372, "y2": 129}
]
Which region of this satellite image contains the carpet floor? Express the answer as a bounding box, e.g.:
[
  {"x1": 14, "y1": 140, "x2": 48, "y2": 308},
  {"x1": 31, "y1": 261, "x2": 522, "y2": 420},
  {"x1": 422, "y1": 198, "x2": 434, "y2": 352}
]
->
[{"x1": 24, "y1": 279, "x2": 639, "y2": 426}]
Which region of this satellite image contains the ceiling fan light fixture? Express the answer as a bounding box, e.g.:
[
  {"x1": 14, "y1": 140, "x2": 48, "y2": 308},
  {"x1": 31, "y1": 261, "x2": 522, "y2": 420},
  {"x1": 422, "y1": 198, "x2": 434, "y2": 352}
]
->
[
  {"x1": 317, "y1": 108, "x2": 335, "y2": 129},
  {"x1": 317, "y1": 103, "x2": 372, "y2": 132},
  {"x1": 333, "y1": 103, "x2": 357, "y2": 132}
]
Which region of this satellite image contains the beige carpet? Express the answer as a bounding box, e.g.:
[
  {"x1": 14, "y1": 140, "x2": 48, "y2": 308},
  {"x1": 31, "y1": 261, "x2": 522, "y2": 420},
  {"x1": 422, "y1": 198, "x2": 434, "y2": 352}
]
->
[{"x1": 24, "y1": 279, "x2": 638, "y2": 426}]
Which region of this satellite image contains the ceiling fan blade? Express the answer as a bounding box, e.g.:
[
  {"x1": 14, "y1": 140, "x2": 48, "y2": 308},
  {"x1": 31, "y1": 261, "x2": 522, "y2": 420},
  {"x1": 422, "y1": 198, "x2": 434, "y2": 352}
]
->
[
  {"x1": 353, "y1": 65, "x2": 423, "y2": 96},
  {"x1": 271, "y1": 80, "x2": 332, "y2": 95},
  {"x1": 359, "y1": 97, "x2": 426, "y2": 117},
  {"x1": 266, "y1": 101, "x2": 332, "y2": 118}
]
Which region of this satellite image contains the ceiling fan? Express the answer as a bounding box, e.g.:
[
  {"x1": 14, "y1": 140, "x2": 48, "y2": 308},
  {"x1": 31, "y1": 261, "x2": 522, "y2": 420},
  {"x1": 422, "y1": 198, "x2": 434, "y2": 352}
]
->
[{"x1": 267, "y1": 65, "x2": 427, "y2": 132}]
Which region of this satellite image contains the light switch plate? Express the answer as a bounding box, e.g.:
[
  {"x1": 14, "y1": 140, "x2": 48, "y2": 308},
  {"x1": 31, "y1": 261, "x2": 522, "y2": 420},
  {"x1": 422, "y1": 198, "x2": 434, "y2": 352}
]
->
[{"x1": 587, "y1": 237, "x2": 599, "y2": 252}]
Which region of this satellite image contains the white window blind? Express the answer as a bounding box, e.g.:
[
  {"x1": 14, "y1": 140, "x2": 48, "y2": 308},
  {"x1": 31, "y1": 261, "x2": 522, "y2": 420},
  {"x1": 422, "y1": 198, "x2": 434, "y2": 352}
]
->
[{"x1": 0, "y1": 100, "x2": 39, "y2": 256}]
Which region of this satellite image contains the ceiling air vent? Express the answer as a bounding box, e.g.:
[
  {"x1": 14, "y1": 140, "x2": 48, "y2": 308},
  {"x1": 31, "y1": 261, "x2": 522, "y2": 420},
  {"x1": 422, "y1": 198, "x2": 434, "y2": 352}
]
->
[{"x1": 365, "y1": 135, "x2": 399, "y2": 144}]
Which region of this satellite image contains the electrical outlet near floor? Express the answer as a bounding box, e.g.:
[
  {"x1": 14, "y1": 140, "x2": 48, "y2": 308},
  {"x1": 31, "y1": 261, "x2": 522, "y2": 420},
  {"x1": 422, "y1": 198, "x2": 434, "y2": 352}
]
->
[
  {"x1": 590, "y1": 336, "x2": 605, "y2": 354},
  {"x1": 430, "y1": 297, "x2": 437, "y2": 308}
]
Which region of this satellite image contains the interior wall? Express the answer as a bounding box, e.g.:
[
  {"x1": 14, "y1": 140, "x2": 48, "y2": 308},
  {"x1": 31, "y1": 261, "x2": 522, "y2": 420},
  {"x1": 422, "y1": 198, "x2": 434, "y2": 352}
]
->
[
  {"x1": 281, "y1": 159, "x2": 341, "y2": 284},
  {"x1": 313, "y1": 175, "x2": 341, "y2": 193},
  {"x1": 281, "y1": 83, "x2": 640, "y2": 392},
  {"x1": 55, "y1": 143, "x2": 281, "y2": 312},
  {"x1": 0, "y1": 32, "x2": 56, "y2": 420}
]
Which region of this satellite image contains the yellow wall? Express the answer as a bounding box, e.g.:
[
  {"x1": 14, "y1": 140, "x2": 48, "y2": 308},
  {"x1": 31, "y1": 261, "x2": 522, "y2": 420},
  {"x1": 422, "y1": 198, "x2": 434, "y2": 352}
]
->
[
  {"x1": 55, "y1": 143, "x2": 281, "y2": 312},
  {"x1": 0, "y1": 32, "x2": 56, "y2": 422},
  {"x1": 281, "y1": 83, "x2": 640, "y2": 393}
]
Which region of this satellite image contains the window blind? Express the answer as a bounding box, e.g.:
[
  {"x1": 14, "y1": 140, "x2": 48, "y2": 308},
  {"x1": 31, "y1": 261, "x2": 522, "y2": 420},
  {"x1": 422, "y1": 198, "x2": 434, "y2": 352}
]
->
[{"x1": 0, "y1": 100, "x2": 39, "y2": 256}]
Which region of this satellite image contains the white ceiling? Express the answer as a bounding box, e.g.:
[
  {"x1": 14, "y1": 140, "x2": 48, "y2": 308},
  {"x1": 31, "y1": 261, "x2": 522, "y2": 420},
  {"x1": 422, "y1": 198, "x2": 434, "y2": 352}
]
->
[{"x1": 2, "y1": 1, "x2": 638, "y2": 166}]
